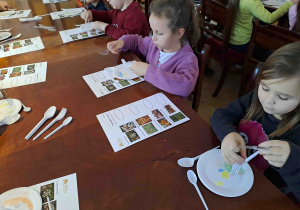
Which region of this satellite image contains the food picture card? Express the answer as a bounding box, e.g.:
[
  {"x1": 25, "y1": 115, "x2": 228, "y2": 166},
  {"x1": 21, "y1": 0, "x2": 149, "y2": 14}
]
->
[
  {"x1": 97, "y1": 93, "x2": 190, "y2": 152},
  {"x1": 0, "y1": 36, "x2": 45, "y2": 58},
  {"x1": 0, "y1": 10, "x2": 31, "y2": 19},
  {"x1": 30, "y1": 173, "x2": 79, "y2": 210},
  {"x1": 83, "y1": 64, "x2": 144, "y2": 98},
  {"x1": 42, "y1": 0, "x2": 68, "y2": 3},
  {"x1": 0, "y1": 62, "x2": 47, "y2": 89},
  {"x1": 50, "y1": 8, "x2": 86, "y2": 20},
  {"x1": 59, "y1": 27, "x2": 105, "y2": 43}
]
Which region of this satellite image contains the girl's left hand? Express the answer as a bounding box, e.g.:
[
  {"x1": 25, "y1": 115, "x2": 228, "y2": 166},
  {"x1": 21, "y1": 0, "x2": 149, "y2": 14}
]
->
[
  {"x1": 90, "y1": 21, "x2": 108, "y2": 32},
  {"x1": 130, "y1": 62, "x2": 149, "y2": 76},
  {"x1": 258, "y1": 140, "x2": 291, "y2": 168}
]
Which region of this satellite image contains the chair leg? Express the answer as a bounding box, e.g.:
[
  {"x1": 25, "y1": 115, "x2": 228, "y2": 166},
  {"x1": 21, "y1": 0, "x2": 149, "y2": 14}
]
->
[{"x1": 212, "y1": 64, "x2": 230, "y2": 97}]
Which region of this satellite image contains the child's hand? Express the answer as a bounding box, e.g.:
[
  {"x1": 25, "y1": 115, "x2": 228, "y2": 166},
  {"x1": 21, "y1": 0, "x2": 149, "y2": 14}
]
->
[
  {"x1": 221, "y1": 132, "x2": 247, "y2": 165},
  {"x1": 0, "y1": 1, "x2": 10, "y2": 10},
  {"x1": 80, "y1": 11, "x2": 93, "y2": 23},
  {"x1": 90, "y1": 21, "x2": 108, "y2": 32},
  {"x1": 258, "y1": 140, "x2": 291, "y2": 167},
  {"x1": 107, "y1": 40, "x2": 124, "y2": 54},
  {"x1": 130, "y1": 62, "x2": 149, "y2": 76}
]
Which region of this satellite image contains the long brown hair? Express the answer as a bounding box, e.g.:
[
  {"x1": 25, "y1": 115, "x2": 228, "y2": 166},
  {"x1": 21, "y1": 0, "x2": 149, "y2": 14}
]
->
[
  {"x1": 149, "y1": 0, "x2": 200, "y2": 49},
  {"x1": 292, "y1": 4, "x2": 300, "y2": 32},
  {"x1": 244, "y1": 42, "x2": 300, "y2": 138}
]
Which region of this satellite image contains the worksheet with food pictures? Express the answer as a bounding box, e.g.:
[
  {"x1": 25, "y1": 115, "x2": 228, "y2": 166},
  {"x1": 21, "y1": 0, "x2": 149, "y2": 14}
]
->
[
  {"x1": 97, "y1": 93, "x2": 190, "y2": 152},
  {"x1": 59, "y1": 28, "x2": 105, "y2": 43},
  {"x1": 0, "y1": 10, "x2": 31, "y2": 19},
  {"x1": 0, "y1": 37, "x2": 45, "y2": 58},
  {"x1": 30, "y1": 173, "x2": 79, "y2": 210},
  {"x1": 0, "y1": 62, "x2": 47, "y2": 89},
  {"x1": 83, "y1": 64, "x2": 144, "y2": 98},
  {"x1": 42, "y1": 0, "x2": 68, "y2": 4},
  {"x1": 50, "y1": 8, "x2": 85, "y2": 20}
]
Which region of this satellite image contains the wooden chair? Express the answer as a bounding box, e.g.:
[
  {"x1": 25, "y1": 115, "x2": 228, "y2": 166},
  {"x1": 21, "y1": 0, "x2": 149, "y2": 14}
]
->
[
  {"x1": 239, "y1": 19, "x2": 300, "y2": 96},
  {"x1": 192, "y1": 44, "x2": 211, "y2": 112},
  {"x1": 200, "y1": 0, "x2": 246, "y2": 97},
  {"x1": 136, "y1": 0, "x2": 152, "y2": 20},
  {"x1": 244, "y1": 62, "x2": 263, "y2": 95}
]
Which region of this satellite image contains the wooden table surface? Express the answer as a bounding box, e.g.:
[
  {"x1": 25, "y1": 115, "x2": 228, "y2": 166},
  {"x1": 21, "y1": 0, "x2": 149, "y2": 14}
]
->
[{"x1": 0, "y1": 0, "x2": 298, "y2": 209}]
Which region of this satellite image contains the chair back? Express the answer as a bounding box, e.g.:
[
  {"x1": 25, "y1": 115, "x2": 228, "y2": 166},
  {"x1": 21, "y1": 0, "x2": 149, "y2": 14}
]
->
[
  {"x1": 244, "y1": 62, "x2": 263, "y2": 95},
  {"x1": 192, "y1": 44, "x2": 211, "y2": 112},
  {"x1": 201, "y1": 0, "x2": 235, "y2": 50},
  {"x1": 136, "y1": 0, "x2": 152, "y2": 20}
]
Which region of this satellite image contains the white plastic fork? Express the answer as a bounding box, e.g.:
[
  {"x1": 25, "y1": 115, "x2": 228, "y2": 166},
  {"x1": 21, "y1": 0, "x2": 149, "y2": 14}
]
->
[
  {"x1": 0, "y1": 27, "x2": 13, "y2": 32},
  {"x1": 231, "y1": 151, "x2": 259, "y2": 175}
]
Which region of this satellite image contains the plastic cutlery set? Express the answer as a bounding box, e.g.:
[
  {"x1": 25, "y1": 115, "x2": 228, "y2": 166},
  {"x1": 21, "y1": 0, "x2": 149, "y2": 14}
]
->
[{"x1": 25, "y1": 106, "x2": 72, "y2": 140}]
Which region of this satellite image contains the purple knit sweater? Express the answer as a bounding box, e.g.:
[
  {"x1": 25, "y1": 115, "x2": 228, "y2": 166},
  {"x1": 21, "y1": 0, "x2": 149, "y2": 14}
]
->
[{"x1": 119, "y1": 35, "x2": 199, "y2": 98}]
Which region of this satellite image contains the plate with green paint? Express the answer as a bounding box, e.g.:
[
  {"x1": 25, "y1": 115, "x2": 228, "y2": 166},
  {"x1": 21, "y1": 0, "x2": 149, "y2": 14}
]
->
[{"x1": 197, "y1": 149, "x2": 254, "y2": 197}]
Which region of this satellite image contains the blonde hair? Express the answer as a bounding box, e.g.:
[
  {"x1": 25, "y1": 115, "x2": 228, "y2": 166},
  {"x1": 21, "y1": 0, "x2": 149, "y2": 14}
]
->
[{"x1": 244, "y1": 42, "x2": 300, "y2": 138}]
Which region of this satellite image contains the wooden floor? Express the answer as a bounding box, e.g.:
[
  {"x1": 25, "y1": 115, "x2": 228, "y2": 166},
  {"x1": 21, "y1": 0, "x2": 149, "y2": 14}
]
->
[{"x1": 187, "y1": 60, "x2": 241, "y2": 124}]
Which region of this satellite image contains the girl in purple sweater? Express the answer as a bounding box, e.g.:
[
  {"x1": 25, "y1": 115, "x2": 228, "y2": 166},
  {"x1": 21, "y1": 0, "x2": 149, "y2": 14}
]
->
[{"x1": 106, "y1": 0, "x2": 200, "y2": 98}]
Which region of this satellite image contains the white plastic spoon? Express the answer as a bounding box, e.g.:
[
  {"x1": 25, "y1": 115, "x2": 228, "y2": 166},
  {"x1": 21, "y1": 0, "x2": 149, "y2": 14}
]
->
[
  {"x1": 0, "y1": 27, "x2": 13, "y2": 32},
  {"x1": 0, "y1": 114, "x2": 20, "y2": 126},
  {"x1": 22, "y1": 103, "x2": 31, "y2": 112},
  {"x1": 33, "y1": 108, "x2": 67, "y2": 141},
  {"x1": 177, "y1": 146, "x2": 220, "y2": 167},
  {"x1": 0, "y1": 33, "x2": 21, "y2": 44},
  {"x1": 25, "y1": 106, "x2": 56, "y2": 140},
  {"x1": 44, "y1": 116, "x2": 72, "y2": 139},
  {"x1": 187, "y1": 170, "x2": 209, "y2": 210}
]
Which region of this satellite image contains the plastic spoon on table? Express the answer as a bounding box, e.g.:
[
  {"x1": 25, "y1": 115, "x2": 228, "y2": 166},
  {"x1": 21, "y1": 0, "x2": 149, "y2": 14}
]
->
[
  {"x1": 177, "y1": 146, "x2": 220, "y2": 167},
  {"x1": 25, "y1": 106, "x2": 56, "y2": 140},
  {"x1": 44, "y1": 116, "x2": 72, "y2": 139},
  {"x1": 33, "y1": 108, "x2": 67, "y2": 140},
  {"x1": 0, "y1": 114, "x2": 20, "y2": 126},
  {"x1": 0, "y1": 33, "x2": 21, "y2": 44},
  {"x1": 187, "y1": 170, "x2": 209, "y2": 210},
  {"x1": 22, "y1": 103, "x2": 31, "y2": 112}
]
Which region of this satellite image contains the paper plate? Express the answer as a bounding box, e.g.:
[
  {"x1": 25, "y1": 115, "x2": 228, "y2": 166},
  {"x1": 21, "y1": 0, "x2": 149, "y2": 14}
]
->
[
  {"x1": 0, "y1": 32, "x2": 11, "y2": 41},
  {"x1": 0, "y1": 99, "x2": 22, "y2": 121},
  {"x1": 197, "y1": 149, "x2": 254, "y2": 197},
  {"x1": 0, "y1": 11, "x2": 15, "y2": 18},
  {"x1": 113, "y1": 64, "x2": 139, "y2": 80},
  {"x1": 0, "y1": 187, "x2": 42, "y2": 210}
]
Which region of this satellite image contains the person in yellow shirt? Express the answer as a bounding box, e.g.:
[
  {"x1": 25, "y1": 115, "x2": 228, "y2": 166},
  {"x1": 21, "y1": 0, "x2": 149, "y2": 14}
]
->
[{"x1": 229, "y1": 0, "x2": 298, "y2": 53}]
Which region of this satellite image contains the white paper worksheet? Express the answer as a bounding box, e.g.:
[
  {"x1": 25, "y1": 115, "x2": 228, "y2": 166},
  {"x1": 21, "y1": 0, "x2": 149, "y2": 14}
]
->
[
  {"x1": 50, "y1": 8, "x2": 86, "y2": 20},
  {"x1": 0, "y1": 62, "x2": 47, "y2": 89},
  {"x1": 97, "y1": 93, "x2": 190, "y2": 152},
  {"x1": 262, "y1": 0, "x2": 287, "y2": 8},
  {"x1": 59, "y1": 27, "x2": 105, "y2": 43},
  {"x1": 83, "y1": 64, "x2": 144, "y2": 98},
  {"x1": 0, "y1": 36, "x2": 45, "y2": 58},
  {"x1": 0, "y1": 10, "x2": 31, "y2": 19},
  {"x1": 30, "y1": 173, "x2": 79, "y2": 210},
  {"x1": 42, "y1": 0, "x2": 68, "y2": 4}
]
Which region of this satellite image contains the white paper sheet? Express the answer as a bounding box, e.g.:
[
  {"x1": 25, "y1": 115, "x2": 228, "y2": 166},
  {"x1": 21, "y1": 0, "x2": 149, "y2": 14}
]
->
[
  {"x1": 59, "y1": 27, "x2": 105, "y2": 43},
  {"x1": 83, "y1": 63, "x2": 144, "y2": 98},
  {"x1": 50, "y1": 8, "x2": 86, "y2": 20},
  {"x1": 0, "y1": 36, "x2": 45, "y2": 58},
  {"x1": 262, "y1": 0, "x2": 287, "y2": 7},
  {"x1": 0, "y1": 62, "x2": 47, "y2": 89},
  {"x1": 30, "y1": 173, "x2": 79, "y2": 210},
  {"x1": 97, "y1": 93, "x2": 190, "y2": 152},
  {"x1": 0, "y1": 10, "x2": 31, "y2": 19},
  {"x1": 42, "y1": 0, "x2": 68, "y2": 4}
]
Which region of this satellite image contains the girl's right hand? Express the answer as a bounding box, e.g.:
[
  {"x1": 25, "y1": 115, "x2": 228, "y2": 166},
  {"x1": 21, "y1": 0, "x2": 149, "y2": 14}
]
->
[
  {"x1": 107, "y1": 40, "x2": 124, "y2": 54},
  {"x1": 221, "y1": 132, "x2": 247, "y2": 165},
  {"x1": 80, "y1": 11, "x2": 93, "y2": 23}
]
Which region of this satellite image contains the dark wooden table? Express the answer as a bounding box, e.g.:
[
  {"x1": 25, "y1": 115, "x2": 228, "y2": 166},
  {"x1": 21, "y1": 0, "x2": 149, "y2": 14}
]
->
[{"x1": 0, "y1": 0, "x2": 298, "y2": 209}]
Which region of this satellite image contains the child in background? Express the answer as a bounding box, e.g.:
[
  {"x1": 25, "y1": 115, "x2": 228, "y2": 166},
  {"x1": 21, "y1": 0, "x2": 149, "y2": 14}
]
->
[
  {"x1": 229, "y1": 0, "x2": 298, "y2": 53},
  {"x1": 86, "y1": 0, "x2": 108, "y2": 11},
  {"x1": 211, "y1": 42, "x2": 300, "y2": 202},
  {"x1": 106, "y1": 0, "x2": 200, "y2": 98},
  {"x1": 80, "y1": 0, "x2": 150, "y2": 39},
  {"x1": 289, "y1": 3, "x2": 300, "y2": 32},
  {"x1": 0, "y1": 1, "x2": 10, "y2": 11}
]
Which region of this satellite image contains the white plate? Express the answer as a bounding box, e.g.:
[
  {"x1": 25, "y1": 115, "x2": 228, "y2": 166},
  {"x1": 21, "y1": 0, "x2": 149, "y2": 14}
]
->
[
  {"x1": 0, "y1": 32, "x2": 11, "y2": 41},
  {"x1": 0, "y1": 187, "x2": 42, "y2": 210},
  {"x1": 113, "y1": 64, "x2": 139, "y2": 80},
  {"x1": 0, "y1": 11, "x2": 16, "y2": 18},
  {"x1": 0, "y1": 99, "x2": 22, "y2": 121},
  {"x1": 197, "y1": 149, "x2": 254, "y2": 197}
]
